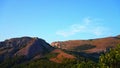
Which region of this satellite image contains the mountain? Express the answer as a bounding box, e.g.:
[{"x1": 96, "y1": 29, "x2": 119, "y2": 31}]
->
[
  {"x1": 51, "y1": 35, "x2": 120, "y2": 59},
  {"x1": 0, "y1": 37, "x2": 75, "y2": 63},
  {"x1": 0, "y1": 36, "x2": 120, "y2": 68},
  {"x1": 0, "y1": 37, "x2": 53, "y2": 61}
]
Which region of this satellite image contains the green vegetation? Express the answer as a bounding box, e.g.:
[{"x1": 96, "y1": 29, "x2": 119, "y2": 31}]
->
[
  {"x1": 45, "y1": 53, "x2": 59, "y2": 59},
  {"x1": 0, "y1": 44, "x2": 120, "y2": 68},
  {"x1": 99, "y1": 44, "x2": 120, "y2": 68},
  {"x1": 12, "y1": 58, "x2": 96, "y2": 68}
]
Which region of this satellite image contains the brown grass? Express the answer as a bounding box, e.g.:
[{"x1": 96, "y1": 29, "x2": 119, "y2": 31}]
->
[
  {"x1": 51, "y1": 37, "x2": 120, "y2": 53},
  {"x1": 49, "y1": 49, "x2": 75, "y2": 63}
]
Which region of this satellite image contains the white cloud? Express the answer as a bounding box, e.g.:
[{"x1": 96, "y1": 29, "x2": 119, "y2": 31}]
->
[
  {"x1": 56, "y1": 24, "x2": 86, "y2": 37},
  {"x1": 56, "y1": 17, "x2": 109, "y2": 37}
]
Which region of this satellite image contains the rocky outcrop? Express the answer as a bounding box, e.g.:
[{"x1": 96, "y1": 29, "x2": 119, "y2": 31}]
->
[{"x1": 51, "y1": 41, "x2": 62, "y2": 48}]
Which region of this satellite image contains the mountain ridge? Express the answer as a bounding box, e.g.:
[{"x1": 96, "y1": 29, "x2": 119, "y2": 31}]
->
[
  {"x1": 0, "y1": 35, "x2": 120, "y2": 63},
  {"x1": 51, "y1": 35, "x2": 120, "y2": 59}
]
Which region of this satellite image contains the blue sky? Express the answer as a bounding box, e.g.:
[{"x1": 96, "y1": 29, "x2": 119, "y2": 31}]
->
[{"x1": 0, "y1": 0, "x2": 120, "y2": 43}]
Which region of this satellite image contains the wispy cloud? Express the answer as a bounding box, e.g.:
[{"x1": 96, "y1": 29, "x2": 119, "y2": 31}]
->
[{"x1": 56, "y1": 17, "x2": 110, "y2": 37}]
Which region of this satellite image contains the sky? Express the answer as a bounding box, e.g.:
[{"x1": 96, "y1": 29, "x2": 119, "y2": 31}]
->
[{"x1": 0, "y1": 0, "x2": 120, "y2": 43}]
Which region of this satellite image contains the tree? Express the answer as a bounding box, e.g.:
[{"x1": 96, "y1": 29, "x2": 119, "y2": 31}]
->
[{"x1": 99, "y1": 44, "x2": 120, "y2": 68}]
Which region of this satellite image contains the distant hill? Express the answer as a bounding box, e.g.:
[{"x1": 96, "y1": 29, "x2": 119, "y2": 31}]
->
[{"x1": 51, "y1": 35, "x2": 120, "y2": 59}]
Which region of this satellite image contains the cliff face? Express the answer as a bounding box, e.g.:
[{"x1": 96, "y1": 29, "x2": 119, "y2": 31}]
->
[{"x1": 0, "y1": 37, "x2": 53, "y2": 60}]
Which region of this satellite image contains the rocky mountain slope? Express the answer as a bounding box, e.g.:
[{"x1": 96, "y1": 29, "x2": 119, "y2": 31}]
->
[
  {"x1": 0, "y1": 37, "x2": 75, "y2": 63},
  {"x1": 0, "y1": 37, "x2": 52, "y2": 60}
]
